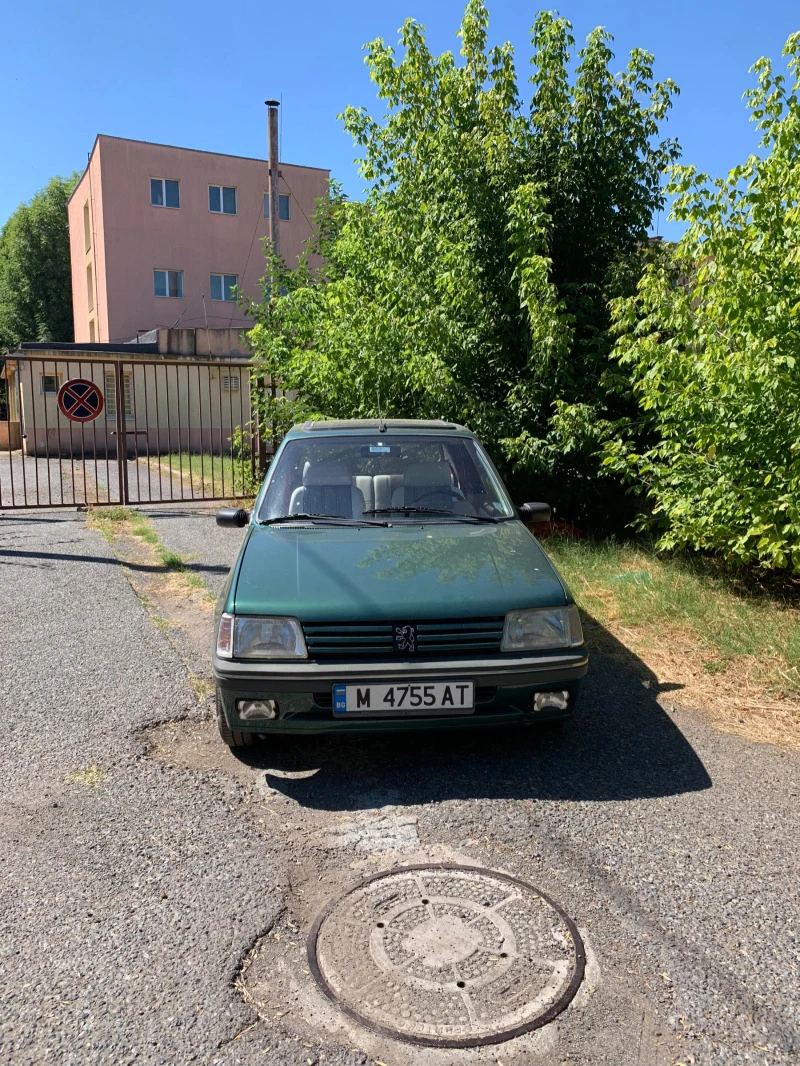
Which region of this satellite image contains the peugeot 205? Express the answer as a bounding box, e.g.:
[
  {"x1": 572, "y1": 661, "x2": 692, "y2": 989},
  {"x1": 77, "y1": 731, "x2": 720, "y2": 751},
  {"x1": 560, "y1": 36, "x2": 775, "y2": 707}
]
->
[{"x1": 213, "y1": 419, "x2": 587, "y2": 748}]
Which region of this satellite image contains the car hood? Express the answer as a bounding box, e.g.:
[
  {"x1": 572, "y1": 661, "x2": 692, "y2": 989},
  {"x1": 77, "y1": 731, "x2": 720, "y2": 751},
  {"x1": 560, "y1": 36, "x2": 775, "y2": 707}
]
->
[{"x1": 232, "y1": 521, "x2": 568, "y2": 621}]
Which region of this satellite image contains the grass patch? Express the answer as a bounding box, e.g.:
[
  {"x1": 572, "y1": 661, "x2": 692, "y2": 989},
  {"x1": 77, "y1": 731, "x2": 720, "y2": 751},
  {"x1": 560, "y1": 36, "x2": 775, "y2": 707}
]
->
[
  {"x1": 87, "y1": 507, "x2": 214, "y2": 605},
  {"x1": 157, "y1": 547, "x2": 187, "y2": 571},
  {"x1": 148, "y1": 452, "x2": 259, "y2": 499},
  {"x1": 88, "y1": 506, "x2": 159, "y2": 545},
  {"x1": 543, "y1": 535, "x2": 800, "y2": 746},
  {"x1": 65, "y1": 765, "x2": 108, "y2": 788}
]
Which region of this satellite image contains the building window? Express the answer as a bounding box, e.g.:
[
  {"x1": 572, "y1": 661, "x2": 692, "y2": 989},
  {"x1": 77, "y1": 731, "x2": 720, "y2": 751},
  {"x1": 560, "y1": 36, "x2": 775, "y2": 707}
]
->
[
  {"x1": 263, "y1": 192, "x2": 291, "y2": 221},
  {"x1": 210, "y1": 273, "x2": 237, "y2": 301},
  {"x1": 222, "y1": 373, "x2": 240, "y2": 392},
  {"x1": 40, "y1": 373, "x2": 61, "y2": 395},
  {"x1": 104, "y1": 372, "x2": 133, "y2": 419},
  {"x1": 154, "y1": 269, "x2": 184, "y2": 298},
  {"x1": 89, "y1": 319, "x2": 96, "y2": 342},
  {"x1": 150, "y1": 178, "x2": 180, "y2": 208},
  {"x1": 83, "y1": 201, "x2": 91, "y2": 251},
  {"x1": 209, "y1": 185, "x2": 236, "y2": 214},
  {"x1": 86, "y1": 263, "x2": 94, "y2": 311}
]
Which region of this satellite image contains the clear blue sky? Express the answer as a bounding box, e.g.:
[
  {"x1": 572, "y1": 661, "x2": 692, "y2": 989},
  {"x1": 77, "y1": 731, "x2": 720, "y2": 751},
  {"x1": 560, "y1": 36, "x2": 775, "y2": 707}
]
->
[{"x1": 2, "y1": 0, "x2": 798, "y2": 239}]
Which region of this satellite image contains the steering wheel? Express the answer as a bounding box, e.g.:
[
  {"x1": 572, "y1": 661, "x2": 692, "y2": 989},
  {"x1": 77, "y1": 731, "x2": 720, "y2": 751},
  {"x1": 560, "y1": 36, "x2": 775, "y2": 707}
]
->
[{"x1": 411, "y1": 487, "x2": 467, "y2": 505}]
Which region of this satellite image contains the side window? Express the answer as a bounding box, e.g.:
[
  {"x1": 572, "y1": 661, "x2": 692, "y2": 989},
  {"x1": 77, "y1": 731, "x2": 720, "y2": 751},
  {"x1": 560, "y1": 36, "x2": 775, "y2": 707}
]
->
[
  {"x1": 210, "y1": 273, "x2": 238, "y2": 301},
  {"x1": 83, "y1": 201, "x2": 91, "y2": 250},
  {"x1": 150, "y1": 178, "x2": 180, "y2": 208}
]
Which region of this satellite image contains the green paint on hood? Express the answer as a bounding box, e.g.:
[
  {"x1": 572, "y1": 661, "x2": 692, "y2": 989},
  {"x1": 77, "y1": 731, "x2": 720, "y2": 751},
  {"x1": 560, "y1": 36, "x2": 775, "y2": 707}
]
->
[{"x1": 232, "y1": 521, "x2": 568, "y2": 621}]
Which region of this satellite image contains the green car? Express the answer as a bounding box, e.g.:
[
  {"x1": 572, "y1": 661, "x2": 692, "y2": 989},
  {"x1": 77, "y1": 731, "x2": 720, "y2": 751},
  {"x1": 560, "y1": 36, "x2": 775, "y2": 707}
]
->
[{"x1": 213, "y1": 419, "x2": 587, "y2": 748}]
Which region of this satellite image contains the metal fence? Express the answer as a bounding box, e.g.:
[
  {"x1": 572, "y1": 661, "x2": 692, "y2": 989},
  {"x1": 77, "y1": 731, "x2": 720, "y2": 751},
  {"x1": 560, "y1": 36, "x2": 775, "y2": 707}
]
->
[{"x1": 0, "y1": 354, "x2": 270, "y2": 509}]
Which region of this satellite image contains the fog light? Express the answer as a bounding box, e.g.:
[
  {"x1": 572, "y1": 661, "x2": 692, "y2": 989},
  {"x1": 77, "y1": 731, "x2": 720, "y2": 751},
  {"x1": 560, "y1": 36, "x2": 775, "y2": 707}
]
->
[
  {"x1": 236, "y1": 699, "x2": 278, "y2": 720},
  {"x1": 531, "y1": 691, "x2": 569, "y2": 712}
]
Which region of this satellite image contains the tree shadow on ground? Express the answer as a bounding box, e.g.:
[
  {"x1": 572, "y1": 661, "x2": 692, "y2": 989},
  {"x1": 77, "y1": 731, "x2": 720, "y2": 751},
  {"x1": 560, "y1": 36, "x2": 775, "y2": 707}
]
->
[{"x1": 239, "y1": 616, "x2": 712, "y2": 808}]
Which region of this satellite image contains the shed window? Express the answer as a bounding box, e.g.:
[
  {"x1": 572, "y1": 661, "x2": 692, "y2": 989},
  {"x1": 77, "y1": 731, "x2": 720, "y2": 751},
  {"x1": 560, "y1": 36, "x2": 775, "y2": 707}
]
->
[
  {"x1": 222, "y1": 373, "x2": 240, "y2": 392},
  {"x1": 40, "y1": 374, "x2": 61, "y2": 395},
  {"x1": 104, "y1": 372, "x2": 133, "y2": 419}
]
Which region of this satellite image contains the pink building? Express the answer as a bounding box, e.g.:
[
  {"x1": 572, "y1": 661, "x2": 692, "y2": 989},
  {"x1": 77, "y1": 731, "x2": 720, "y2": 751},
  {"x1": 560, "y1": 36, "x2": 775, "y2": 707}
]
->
[{"x1": 67, "y1": 135, "x2": 329, "y2": 344}]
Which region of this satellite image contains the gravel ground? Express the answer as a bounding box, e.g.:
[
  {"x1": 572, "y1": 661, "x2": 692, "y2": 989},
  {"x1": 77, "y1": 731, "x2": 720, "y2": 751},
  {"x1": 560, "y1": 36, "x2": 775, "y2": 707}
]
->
[
  {"x1": 0, "y1": 511, "x2": 348, "y2": 1066},
  {"x1": 1, "y1": 504, "x2": 798, "y2": 1065}
]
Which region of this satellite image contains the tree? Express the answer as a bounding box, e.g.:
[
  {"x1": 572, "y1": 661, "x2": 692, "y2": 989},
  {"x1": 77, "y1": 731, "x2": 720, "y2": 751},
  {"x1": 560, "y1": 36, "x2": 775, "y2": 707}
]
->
[
  {"x1": 609, "y1": 34, "x2": 800, "y2": 570},
  {"x1": 247, "y1": 2, "x2": 679, "y2": 529},
  {"x1": 0, "y1": 173, "x2": 80, "y2": 352}
]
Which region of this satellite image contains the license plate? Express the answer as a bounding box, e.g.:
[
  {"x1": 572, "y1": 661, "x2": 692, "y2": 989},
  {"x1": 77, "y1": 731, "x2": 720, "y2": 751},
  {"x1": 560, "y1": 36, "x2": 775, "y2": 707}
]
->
[{"x1": 333, "y1": 680, "x2": 475, "y2": 716}]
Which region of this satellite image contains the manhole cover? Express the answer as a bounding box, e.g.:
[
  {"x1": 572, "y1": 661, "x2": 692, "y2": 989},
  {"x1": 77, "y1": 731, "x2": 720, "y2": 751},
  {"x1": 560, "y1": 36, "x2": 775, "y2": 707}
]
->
[{"x1": 307, "y1": 863, "x2": 585, "y2": 1048}]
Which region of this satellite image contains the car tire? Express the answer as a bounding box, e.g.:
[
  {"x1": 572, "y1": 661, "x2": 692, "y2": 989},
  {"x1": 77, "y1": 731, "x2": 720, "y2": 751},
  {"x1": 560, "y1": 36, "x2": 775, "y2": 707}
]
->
[{"x1": 216, "y1": 690, "x2": 259, "y2": 749}]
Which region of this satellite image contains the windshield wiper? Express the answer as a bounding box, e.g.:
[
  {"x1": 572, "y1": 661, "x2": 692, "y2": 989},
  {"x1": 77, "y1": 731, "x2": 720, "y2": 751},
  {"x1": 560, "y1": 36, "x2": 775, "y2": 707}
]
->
[
  {"x1": 262, "y1": 512, "x2": 391, "y2": 527},
  {"x1": 362, "y1": 506, "x2": 501, "y2": 522}
]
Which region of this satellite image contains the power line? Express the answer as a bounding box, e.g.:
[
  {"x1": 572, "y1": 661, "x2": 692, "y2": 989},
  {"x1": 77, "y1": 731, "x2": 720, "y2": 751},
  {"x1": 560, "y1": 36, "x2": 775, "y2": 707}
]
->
[{"x1": 281, "y1": 172, "x2": 315, "y2": 235}]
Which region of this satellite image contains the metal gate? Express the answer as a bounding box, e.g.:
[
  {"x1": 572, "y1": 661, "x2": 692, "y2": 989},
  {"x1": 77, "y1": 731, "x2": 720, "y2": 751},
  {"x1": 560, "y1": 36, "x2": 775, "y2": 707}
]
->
[{"x1": 0, "y1": 354, "x2": 270, "y2": 509}]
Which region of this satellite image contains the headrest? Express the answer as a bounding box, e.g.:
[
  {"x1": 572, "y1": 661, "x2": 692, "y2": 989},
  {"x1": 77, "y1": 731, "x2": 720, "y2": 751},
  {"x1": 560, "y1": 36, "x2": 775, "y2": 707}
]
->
[
  {"x1": 303, "y1": 460, "x2": 352, "y2": 486},
  {"x1": 404, "y1": 461, "x2": 451, "y2": 487}
]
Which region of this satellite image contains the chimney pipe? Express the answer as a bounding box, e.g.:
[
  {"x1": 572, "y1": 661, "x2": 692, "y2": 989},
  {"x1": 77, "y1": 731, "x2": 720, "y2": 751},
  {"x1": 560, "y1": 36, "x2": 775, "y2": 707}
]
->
[{"x1": 265, "y1": 100, "x2": 281, "y2": 263}]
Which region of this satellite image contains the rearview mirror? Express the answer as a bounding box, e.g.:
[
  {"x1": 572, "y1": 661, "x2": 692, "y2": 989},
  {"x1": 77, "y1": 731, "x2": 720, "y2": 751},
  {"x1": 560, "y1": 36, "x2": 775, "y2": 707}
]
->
[
  {"x1": 216, "y1": 507, "x2": 250, "y2": 528},
  {"x1": 518, "y1": 502, "x2": 551, "y2": 524}
]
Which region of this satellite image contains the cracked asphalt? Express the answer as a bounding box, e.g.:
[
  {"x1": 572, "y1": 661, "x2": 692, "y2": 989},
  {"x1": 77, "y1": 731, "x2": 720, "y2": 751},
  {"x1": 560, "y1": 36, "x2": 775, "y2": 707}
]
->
[{"x1": 1, "y1": 506, "x2": 798, "y2": 1066}]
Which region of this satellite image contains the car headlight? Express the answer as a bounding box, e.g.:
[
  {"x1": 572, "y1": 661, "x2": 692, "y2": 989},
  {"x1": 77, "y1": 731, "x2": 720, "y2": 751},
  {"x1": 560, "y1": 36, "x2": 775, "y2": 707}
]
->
[
  {"x1": 501, "y1": 605, "x2": 583, "y2": 651},
  {"x1": 216, "y1": 613, "x2": 307, "y2": 660}
]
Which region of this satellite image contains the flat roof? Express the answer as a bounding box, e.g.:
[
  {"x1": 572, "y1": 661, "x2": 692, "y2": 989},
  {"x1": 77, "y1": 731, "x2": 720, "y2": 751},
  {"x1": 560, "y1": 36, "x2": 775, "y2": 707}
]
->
[{"x1": 68, "y1": 133, "x2": 330, "y2": 205}]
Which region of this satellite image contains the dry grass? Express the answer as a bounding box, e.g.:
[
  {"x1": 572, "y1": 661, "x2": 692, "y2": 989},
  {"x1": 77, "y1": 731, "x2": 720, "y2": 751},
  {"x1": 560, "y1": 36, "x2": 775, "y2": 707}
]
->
[{"x1": 545, "y1": 536, "x2": 800, "y2": 749}]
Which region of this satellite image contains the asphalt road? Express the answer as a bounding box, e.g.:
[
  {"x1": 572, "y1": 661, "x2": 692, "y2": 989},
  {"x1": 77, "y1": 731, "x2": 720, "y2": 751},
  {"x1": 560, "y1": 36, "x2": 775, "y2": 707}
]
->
[{"x1": 1, "y1": 506, "x2": 798, "y2": 1065}]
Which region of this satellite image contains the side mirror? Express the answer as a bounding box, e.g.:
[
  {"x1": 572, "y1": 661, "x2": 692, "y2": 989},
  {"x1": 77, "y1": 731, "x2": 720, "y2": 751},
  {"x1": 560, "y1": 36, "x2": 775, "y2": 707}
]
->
[
  {"x1": 518, "y1": 502, "x2": 551, "y2": 524},
  {"x1": 216, "y1": 507, "x2": 250, "y2": 528}
]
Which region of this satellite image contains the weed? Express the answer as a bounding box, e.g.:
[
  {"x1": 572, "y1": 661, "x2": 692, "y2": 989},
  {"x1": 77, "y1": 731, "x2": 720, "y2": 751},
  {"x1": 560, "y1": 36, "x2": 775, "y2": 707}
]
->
[
  {"x1": 188, "y1": 673, "x2": 215, "y2": 701},
  {"x1": 65, "y1": 765, "x2": 108, "y2": 788},
  {"x1": 157, "y1": 548, "x2": 186, "y2": 571}
]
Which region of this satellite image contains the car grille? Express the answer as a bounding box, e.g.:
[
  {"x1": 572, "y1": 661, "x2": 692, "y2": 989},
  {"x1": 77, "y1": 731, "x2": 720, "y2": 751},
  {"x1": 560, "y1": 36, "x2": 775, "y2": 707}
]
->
[{"x1": 302, "y1": 618, "x2": 505, "y2": 660}]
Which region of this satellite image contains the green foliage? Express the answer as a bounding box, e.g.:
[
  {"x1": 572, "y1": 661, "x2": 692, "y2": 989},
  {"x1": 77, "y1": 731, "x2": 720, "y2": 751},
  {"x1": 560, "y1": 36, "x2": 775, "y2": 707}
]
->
[
  {"x1": 609, "y1": 34, "x2": 800, "y2": 570},
  {"x1": 247, "y1": 2, "x2": 678, "y2": 528},
  {"x1": 0, "y1": 173, "x2": 80, "y2": 352}
]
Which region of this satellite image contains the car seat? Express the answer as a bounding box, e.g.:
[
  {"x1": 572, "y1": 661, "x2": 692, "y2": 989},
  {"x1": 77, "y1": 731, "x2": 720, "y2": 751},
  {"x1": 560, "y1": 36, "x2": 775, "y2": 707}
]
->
[
  {"x1": 391, "y1": 461, "x2": 454, "y2": 509},
  {"x1": 289, "y1": 461, "x2": 365, "y2": 518}
]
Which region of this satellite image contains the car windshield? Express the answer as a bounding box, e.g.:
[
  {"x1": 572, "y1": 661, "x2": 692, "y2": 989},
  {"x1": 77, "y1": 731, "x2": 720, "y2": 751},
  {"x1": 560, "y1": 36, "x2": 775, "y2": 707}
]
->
[{"x1": 256, "y1": 433, "x2": 517, "y2": 523}]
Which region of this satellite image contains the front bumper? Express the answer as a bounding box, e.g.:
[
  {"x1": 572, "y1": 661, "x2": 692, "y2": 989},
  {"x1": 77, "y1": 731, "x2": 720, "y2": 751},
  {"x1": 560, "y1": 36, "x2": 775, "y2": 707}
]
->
[{"x1": 213, "y1": 649, "x2": 588, "y2": 734}]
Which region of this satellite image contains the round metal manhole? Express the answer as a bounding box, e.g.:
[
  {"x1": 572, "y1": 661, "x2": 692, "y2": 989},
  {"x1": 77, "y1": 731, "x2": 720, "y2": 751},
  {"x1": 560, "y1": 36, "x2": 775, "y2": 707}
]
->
[{"x1": 307, "y1": 863, "x2": 585, "y2": 1048}]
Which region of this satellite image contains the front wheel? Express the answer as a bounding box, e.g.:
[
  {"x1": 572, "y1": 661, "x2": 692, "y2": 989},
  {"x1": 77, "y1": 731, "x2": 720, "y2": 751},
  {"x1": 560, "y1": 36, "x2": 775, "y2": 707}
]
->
[{"x1": 216, "y1": 691, "x2": 259, "y2": 749}]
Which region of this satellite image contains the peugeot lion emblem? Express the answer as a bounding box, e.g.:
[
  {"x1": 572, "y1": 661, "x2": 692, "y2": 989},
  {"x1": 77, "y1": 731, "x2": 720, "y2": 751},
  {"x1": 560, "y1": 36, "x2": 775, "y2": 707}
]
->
[{"x1": 393, "y1": 622, "x2": 418, "y2": 654}]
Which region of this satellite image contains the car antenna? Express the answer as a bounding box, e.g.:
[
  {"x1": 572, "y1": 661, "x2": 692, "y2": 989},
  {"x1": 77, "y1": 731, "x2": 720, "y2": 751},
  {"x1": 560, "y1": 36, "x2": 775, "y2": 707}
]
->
[{"x1": 377, "y1": 383, "x2": 386, "y2": 433}]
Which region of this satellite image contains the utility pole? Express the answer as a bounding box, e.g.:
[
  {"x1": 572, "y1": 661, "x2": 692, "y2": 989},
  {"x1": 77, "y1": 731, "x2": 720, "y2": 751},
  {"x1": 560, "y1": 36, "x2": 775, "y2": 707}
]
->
[{"x1": 265, "y1": 100, "x2": 281, "y2": 262}]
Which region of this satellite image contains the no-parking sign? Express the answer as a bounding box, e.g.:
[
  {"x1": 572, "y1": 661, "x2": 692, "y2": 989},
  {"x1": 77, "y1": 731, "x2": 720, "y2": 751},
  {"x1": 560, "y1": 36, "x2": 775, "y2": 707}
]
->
[{"x1": 57, "y1": 379, "x2": 104, "y2": 423}]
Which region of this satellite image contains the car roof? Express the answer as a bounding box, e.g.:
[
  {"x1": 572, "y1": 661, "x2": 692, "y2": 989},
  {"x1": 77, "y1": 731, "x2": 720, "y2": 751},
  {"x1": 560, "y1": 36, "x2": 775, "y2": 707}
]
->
[{"x1": 285, "y1": 418, "x2": 474, "y2": 437}]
